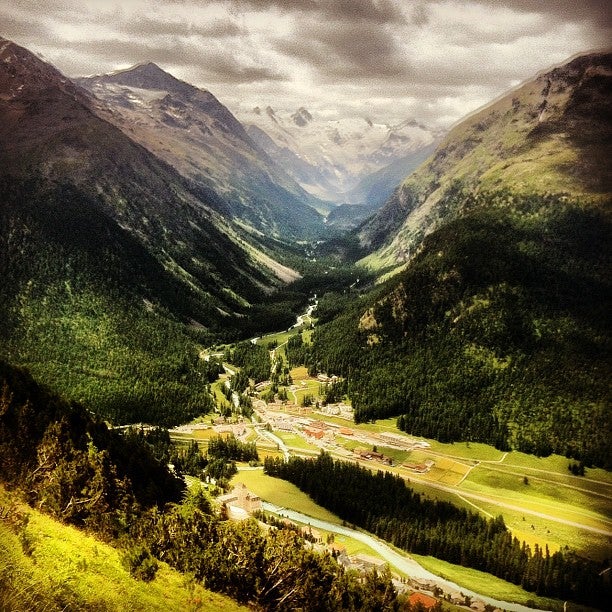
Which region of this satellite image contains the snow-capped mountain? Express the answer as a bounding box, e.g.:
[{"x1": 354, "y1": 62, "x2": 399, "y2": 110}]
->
[
  {"x1": 77, "y1": 64, "x2": 326, "y2": 240},
  {"x1": 240, "y1": 105, "x2": 444, "y2": 204}
]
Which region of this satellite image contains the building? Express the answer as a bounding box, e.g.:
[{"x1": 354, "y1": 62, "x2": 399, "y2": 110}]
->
[
  {"x1": 408, "y1": 592, "x2": 439, "y2": 610},
  {"x1": 349, "y1": 553, "x2": 387, "y2": 571},
  {"x1": 403, "y1": 463, "x2": 429, "y2": 473},
  {"x1": 217, "y1": 483, "x2": 262, "y2": 519},
  {"x1": 304, "y1": 428, "x2": 324, "y2": 440}
]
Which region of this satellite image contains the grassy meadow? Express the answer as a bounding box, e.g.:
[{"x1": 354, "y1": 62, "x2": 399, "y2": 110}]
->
[{"x1": 0, "y1": 488, "x2": 244, "y2": 612}]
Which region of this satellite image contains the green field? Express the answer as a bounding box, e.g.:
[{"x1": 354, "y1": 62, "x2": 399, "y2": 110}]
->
[
  {"x1": 231, "y1": 469, "x2": 341, "y2": 524},
  {"x1": 274, "y1": 431, "x2": 320, "y2": 452},
  {"x1": 0, "y1": 488, "x2": 244, "y2": 612},
  {"x1": 305, "y1": 413, "x2": 612, "y2": 562}
]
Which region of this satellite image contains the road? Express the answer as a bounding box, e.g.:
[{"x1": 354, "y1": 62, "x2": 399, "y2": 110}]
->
[
  {"x1": 262, "y1": 502, "x2": 549, "y2": 612},
  {"x1": 259, "y1": 429, "x2": 290, "y2": 461}
]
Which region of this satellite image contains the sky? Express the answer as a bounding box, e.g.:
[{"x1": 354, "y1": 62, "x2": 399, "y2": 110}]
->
[{"x1": 2, "y1": 0, "x2": 610, "y2": 127}]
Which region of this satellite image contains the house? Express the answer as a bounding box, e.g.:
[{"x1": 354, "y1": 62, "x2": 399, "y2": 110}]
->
[
  {"x1": 304, "y1": 428, "x2": 324, "y2": 440},
  {"x1": 403, "y1": 463, "x2": 430, "y2": 473},
  {"x1": 217, "y1": 483, "x2": 262, "y2": 518},
  {"x1": 339, "y1": 427, "x2": 354, "y2": 436},
  {"x1": 355, "y1": 449, "x2": 384, "y2": 461},
  {"x1": 408, "y1": 592, "x2": 438, "y2": 610}
]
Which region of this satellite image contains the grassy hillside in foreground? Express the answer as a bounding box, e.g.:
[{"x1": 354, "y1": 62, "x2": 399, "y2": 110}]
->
[{"x1": 0, "y1": 487, "x2": 245, "y2": 612}]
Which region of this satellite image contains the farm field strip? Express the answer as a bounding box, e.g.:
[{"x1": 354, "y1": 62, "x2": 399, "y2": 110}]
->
[
  {"x1": 473, "y1": 463, "x2": 612, "y2": 500},
  {"x1": 459, "y1": 478, "x2": 612, "y2": 528}
]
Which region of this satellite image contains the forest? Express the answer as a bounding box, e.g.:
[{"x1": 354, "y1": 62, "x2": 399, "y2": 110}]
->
[
  {"x1": 294, "y1": 192, "x2": 611, "y2": 467},
  {"x1": 264, "y1": 452, "x2": 610, "y2": 607},
  {"x1": 0, "y1": 361, "x2": 409, "y2": 611},
  {"x1": 0, "y1": 177, "x2": 316, "y2": 427}
]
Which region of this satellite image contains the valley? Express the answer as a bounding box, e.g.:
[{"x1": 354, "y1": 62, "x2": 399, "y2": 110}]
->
[
  {"x1": 0, "y1": 30, "x2": 610, "y2": 612},
  {"x1": 166, "y1": 308, "x2": 611, "y2": 608}
]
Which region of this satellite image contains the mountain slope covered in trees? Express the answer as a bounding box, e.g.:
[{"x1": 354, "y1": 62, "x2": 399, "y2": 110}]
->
[
  {"x1": 297, "y1": 52, "x2": 611, "y2": 467},
  {"x1": 0, "y1": 38, "x2": 309, "y2": 423},
  {"x1": 0, "y1": 362, "x2": 401, "y2": 611}
]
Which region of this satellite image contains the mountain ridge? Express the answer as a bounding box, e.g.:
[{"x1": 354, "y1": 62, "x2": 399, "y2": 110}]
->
[
  {"x1": 240, "y1": 104, "x2": 443, "y2": 206},
  {"x1": 77, "y1": 63, "x2": 328, "y2": 240},
  {"x1": 0, "y1": 38, "x2": 308, "y2": 422},
  {"x1": 358, "y1": 50, "x2": 612, "y2": 269}
]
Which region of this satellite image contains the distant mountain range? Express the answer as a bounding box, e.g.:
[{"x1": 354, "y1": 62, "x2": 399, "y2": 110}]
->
[
  {"x1": 77, "y1": 63, "x2": 326, "y2": 240},
  {"x1": 241, "y1": 105, "x2": 443, "y2": 212}
]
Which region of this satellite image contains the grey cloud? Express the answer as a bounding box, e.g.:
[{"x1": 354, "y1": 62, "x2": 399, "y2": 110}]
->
[
  {"x1": 115, "y1": 16, "x2": 244, "y2": 39},
  {"x1": 230, "y1": 0, "x2": 406, "y2": 24},
  {"x1": 276, "y1": 19, "x2": 410, "y2": 80},
  {"x1": 473, "y1": 0, "x2": 612, "y2": 27},
  {"x1": 0, "y1": 11, "x2": 53, "y2": 40},
  {"x1": 411, "y1": 4, "x2": 430, "y2": 26},
  {"x1": 68, "y1": 37, "x2": 285, "y2": 84}
]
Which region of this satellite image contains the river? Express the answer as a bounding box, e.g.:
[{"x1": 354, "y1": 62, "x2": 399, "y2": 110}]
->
[{"x1": 262, "y1": 502, "x2": 550, "y2": 612}]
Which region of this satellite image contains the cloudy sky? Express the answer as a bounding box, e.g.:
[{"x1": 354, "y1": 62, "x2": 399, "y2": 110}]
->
[{"x1": 2, "y1": 0, "x2": 610, "y2": 127}]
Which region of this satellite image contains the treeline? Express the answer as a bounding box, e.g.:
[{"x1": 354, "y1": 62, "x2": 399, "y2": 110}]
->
[
  {"x1": 264, "y1": 452, "x2": 610, "y2": 607},
  {"x1": 295, "y1": 194, "x2": 611, "y2": 467},
  {"x1": 0, "y1": 361, "x2": 405, "y2": 610}
]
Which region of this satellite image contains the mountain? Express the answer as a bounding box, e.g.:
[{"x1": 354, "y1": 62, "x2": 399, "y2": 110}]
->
[
  {"x1": 77, "y1": 64, "x2": 326, "y2": 240},
  {"x1": 0, "y1": 37, "x2": 304, "y2": 423},
  {"x1": 326, "y1": 145, "x2": 437, "y2": 230},
  {"x1": 358, "y1": 51, "x2": 612, "y2": 268},
  {"x1": 300, "y1": 51, "x2": 611, "y2": 467},
  {"x1": 241, "y1": 107, "x2": 442, "y2": 206}
]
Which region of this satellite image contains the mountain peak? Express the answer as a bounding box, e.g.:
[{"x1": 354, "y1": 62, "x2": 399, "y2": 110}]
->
[
  {"x1": 84, "y1": 61, "x2": 196, "y2": 97},
  {"x1": 292, "y1": 107, "x2": 313, "y2": 127}
]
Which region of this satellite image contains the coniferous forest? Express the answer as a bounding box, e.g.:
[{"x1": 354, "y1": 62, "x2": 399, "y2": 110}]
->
[{"x1": 295, "y1": 194, "x2": 611, "y2": 468}]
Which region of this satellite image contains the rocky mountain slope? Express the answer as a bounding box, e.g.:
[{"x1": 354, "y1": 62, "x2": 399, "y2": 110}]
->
[
  {"x1": 78, "y1": 64, "x2": 325, "y2": 240},
  {"x1": 242, "y1": 106, "x2": 442, "y2": 207},
  {"x1": 358, "y1": 51, "x2": 612, "y2": 270}
]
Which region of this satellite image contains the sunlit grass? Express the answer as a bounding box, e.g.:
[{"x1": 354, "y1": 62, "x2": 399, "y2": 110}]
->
[
  {"x1": 0, "y1": 487, "x2": 244, "y2": 612},
  {"x1": 231, "y1": 469, "x2": 341, "y2": 524},
  {"x1": 411, "y1": 554, "x2": 563, "y2": 610}
]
